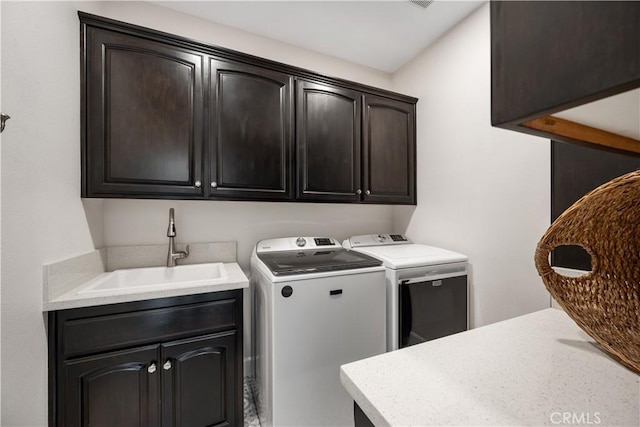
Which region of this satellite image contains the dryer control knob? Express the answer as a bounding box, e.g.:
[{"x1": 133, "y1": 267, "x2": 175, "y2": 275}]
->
[
  {"x1": 295, "y1": 237, "x2": 307, "y2": 247},
  {"x1": 377, "y1": 234, "x2": 386, "y2": 243}
]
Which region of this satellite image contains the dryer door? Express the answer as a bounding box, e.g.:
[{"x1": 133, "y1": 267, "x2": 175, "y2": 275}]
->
[{"x1": 399, "y1": 274, "x2": 468, "y2": 348}]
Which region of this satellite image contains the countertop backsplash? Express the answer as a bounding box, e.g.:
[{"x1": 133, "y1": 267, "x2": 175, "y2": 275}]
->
[
  {"x1": 106, "y1": 242, "x2": 236, "y2": 270},
  {"x1": 43, "y1": 249, "x2": 107, "y2": 302}
]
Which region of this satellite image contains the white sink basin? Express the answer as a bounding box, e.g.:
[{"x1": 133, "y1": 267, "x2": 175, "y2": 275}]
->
[{"x1": 77, "y1": 263, "x2": 228, "y2": 295}]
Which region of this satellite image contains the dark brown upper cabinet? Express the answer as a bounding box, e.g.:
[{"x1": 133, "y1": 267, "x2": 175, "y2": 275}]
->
[
  {"x1": 296, "y1": 80, "x2": 362, "y2": 202},
  {"x1": 80, "y1": 12, "x2": 417, "y2": 204},
  {"x1": 491, "y1": 1, "x2": 640, "y2": 155},
  {"x1": 363, "y1": 95, "x2": 416, "y2": 204},
  {"x1": 209, "y1": 60, "x2": 294, "y2": 200},
  {"x1": 82, "y1": 25, "x2": 205, "y2": 198},
  {"x1": 296, "y1": 82, "x2": 417, "y2": 205}
]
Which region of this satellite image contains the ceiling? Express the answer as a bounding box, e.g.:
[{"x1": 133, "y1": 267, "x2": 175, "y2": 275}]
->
[{"x1": 152, "y1": 1, "x2": 485, "y2": 73}]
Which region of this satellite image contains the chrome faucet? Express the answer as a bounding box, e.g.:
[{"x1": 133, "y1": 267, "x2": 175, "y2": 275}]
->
[{"x1": 167, "y1": 208, "x2": 189, "y2": 267}]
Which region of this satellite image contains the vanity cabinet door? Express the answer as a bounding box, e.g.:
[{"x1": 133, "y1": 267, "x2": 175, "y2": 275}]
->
[
  {"x1": 83, "y1": 26, "x2": 205, "y2": 198},
  {"x1": 161, "y1": 331, "x2": 240, "y2": 427},
  {"x1": 296, "y1": 80, "x2": 362, "y2": 202},
  {"x1": 62, "y1": 345, "x2": 160, "y2": 427},
  {"x1": 209, "y1": 59, "x2": 294, "y2": 200},
  {"x1": 362, "y1": 95, "x2": 416, "y2": 205}
]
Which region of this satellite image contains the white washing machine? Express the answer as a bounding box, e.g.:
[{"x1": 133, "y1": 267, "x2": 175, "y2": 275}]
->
[
  {"x1": 251, "y1": 237, "x2": 386, "y2": 426},
  {"x1": 343, "y1": 234, "x2": 469, "y2": 351}
]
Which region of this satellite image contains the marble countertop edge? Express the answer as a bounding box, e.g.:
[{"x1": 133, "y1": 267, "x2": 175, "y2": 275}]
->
[
  {"x1": 340, "y1": 367, "x2": 390, "y2": 427},
  {"x1": 340, "y1": 309, "x2": 640, "y2": 427}
]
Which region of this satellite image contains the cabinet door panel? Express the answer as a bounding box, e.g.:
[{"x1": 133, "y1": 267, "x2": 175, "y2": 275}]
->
[
  {"x1": 84, "y1": 27, "x2": 204, "y2": 197},
  {"x1": 210, "y1": 59, "x2": 293, "y2": 200},
  {"x1": 162, "y1": 331, "x2": 239, "y2": 427},
  {"x1": 297, "y1": 80, "x2": 361, "y2": 201},
  {"x1": 363, "y1": 95, "x2": 416, "y2": 204},
  {"x1": 62, "y1": 345, "x2": 160, "y2": 427}
]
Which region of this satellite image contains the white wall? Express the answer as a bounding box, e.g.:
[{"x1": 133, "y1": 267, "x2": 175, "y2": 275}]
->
[
  {"x1": 391, "y1": 3, "x2": 551, "y2": 328},
  {"x1": 0, "y1": 2, "x2": 394, "y2": 425},
  {"x1": 0, "y1": 3, "x2": 3, "y2": 421},
  {"x1": 1, "y1": 2, "x2": 103, "y2": 425},
  {"x1": 103, "y1": 200, "x2": 392, "y2": 272}
]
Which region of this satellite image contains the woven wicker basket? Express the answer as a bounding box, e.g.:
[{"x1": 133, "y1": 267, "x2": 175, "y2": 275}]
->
[{"x1": 535, "y1": 170, "x2": 640, "y2": 374}]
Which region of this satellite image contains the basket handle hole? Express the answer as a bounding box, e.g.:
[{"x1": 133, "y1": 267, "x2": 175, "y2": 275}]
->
[{"x1": 551, "y1": 245, "x2": 593, "y2": 277}]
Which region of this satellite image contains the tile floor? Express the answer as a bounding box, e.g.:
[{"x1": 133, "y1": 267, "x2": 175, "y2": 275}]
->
[{"x1": 244, "y1": 377, "x2": 261, "y2": 427}]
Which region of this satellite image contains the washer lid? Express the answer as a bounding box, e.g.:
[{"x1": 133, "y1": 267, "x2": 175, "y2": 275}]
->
[
  {"x1": 352, "y1": 244, "x2": 468, "y2": 269},
  {"x1": 256, "y1": 248, "x2": 382, "y2": 276}
]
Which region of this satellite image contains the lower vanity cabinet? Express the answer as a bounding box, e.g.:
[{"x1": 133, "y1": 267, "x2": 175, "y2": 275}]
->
[{"x1": 48, "y1": 290, "x2": 243, "y2": 427}]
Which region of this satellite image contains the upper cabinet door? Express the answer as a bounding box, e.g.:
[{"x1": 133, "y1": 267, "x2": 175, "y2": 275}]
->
[
  {"x1": 209, "y1": 59, "x2": 294, "y2": 200},
  {"x1": 83, "y1": 27, "x2": 204, "y2": 198},
  {"x1": 363, "y1": 95, "x2": 416, "y2": 205},
  {"x1": 296, "y1": 80, "x2": 362, "y2": 202}
]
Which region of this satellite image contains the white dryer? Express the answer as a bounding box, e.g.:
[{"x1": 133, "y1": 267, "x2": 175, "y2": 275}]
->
[
  {"x1": 343, "y1": 234, "x2": 469, "y2": 351},
  {"x1": 251, "y1": 237, "x2": 386, "y2": 426}
]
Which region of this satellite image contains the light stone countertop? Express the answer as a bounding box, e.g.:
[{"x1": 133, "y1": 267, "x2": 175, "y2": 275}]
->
[
  {"x1": 340, "y1": 309, "x2": 639, "y2": 427},
  {"x1": 43, "y1": 262, "x2": 248, "y2": 311}
]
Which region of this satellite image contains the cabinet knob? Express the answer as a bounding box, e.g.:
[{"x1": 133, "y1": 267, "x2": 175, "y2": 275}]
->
[
  {"x1": 163, "y1": 360, "x2": 172, "y2": 370},
  {"x1": 365, "y1": 190, "x2": 371, "y2": 195},
  {"x1": 148, "y1": 363, "x2": 157, "y2": 374},
  {"x1": 194, "y1": 180, "x2": 201, "y2": 188},
  {"x1": 211, "y1": 181, "x2": 218, "y2": 188},
  {"x1": 356, "y1": 189, "x2": 362, "y2": 195}
]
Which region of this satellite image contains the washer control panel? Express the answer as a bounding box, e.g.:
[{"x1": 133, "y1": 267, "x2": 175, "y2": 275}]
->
[
  {"x1": 257, "y1": 237, "x2": 341, "y2": 253},
  {"x1": 347, "y1": 234, "x2": 411, "y2": 248}
]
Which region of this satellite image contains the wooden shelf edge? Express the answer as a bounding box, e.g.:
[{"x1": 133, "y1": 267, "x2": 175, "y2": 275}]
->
[{"x1": 522, "y1": 116, "x2": 640, "y2": 154}]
